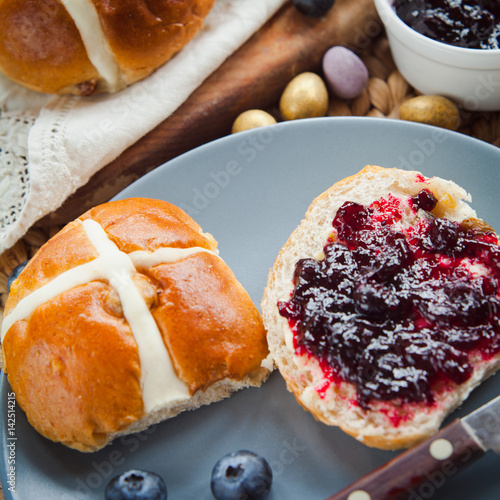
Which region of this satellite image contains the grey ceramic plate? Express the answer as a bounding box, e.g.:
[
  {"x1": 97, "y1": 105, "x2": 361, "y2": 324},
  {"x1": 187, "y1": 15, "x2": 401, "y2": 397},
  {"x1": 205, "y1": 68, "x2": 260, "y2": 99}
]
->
[{"x1": 2, "y1": 117, "x2": 500, "y2": 499}]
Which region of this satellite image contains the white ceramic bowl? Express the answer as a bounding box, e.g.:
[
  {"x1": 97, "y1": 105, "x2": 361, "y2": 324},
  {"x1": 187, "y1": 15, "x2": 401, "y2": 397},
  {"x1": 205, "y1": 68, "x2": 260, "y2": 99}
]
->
[{"x1": 374, "y1": 0, "x2": 500, "y2": 111}]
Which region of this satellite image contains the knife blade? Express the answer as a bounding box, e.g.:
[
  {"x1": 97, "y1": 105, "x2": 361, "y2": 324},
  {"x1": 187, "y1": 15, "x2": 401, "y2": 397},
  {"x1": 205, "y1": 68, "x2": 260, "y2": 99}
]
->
[{"x1": 326, "y1": 395, "x2": 500, "y2": 500}]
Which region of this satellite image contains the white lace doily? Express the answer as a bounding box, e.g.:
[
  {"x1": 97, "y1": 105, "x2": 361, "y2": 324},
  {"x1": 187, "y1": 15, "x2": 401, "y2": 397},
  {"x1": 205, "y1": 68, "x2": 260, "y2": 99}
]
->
[
  {"x1": 0, "y1": 113, "x2": 31, "y2": 233},
  {"x1": 0, "y1": 75, "x2": 50, "y2": 251},
  {"x1": 0, "y1": 0, "x2": 287, "y2": 254}
]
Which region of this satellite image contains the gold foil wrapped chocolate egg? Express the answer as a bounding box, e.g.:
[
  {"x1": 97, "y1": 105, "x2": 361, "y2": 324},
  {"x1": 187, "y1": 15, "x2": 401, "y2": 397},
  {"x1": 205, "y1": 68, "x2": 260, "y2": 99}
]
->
[
  {"x1": 400, "y1": 95, "x2": 461, "y2": 131},
  {"x1": 279, "y1": 72, "x2": 329, "y2": 121},
  {"x1": 231, "y1": 109, "x2": 277, "y2": 134}
]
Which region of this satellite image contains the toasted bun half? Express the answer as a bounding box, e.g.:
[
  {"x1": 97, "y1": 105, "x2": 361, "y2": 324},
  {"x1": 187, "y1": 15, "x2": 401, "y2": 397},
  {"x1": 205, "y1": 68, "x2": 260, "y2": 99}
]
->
[
  {"x1": 1, "y1": 198, "x2": 270, "y2": 452},
  {"x1": 0, "y1": 0, "x2": 215, "y2": 95},
  {"x1": 262, "y1": 165, "x2": 500, "y2": 450}
]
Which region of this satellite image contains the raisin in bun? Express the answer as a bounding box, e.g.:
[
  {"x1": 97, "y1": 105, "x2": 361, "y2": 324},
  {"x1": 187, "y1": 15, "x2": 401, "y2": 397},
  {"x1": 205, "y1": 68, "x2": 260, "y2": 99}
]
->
[
  {"x1": 1, "y1": 198, "x2": 271, "y2": 452},
  {"x1": 262, "y1": 165, "x2": 500, "y2": 450},
  {"x1": 0, "y1": 0, "x2": 215, "y2": 96}
]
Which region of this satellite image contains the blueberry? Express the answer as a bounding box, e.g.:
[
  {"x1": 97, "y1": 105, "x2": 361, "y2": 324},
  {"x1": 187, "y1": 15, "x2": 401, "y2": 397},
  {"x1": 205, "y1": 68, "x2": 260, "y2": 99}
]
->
[
  {"x1": 105, "y1": 469, "x2": 167, "y2": 500},
  {"x1": 6, "y1": 260, "x2": 28, "y2": 294},
  {"x1": 211, "y1": 450, "x2": 272, "y2": 500},
  {"x1": 292, "y1": 0, "x2": 335, "y2": 18}
]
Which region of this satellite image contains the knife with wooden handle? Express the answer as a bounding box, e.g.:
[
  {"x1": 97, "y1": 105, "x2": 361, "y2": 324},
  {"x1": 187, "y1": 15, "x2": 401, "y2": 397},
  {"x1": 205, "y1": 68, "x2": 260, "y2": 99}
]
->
[{"x1": 327, "y1": 394, "x2": 500, "y2": 500}]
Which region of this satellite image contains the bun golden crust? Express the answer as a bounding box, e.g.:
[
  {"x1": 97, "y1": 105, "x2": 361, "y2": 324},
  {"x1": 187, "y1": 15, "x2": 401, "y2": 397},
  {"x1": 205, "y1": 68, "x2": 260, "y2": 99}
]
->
[
  {"x1": 81, "y1": 196, "x2": 218, "y2": 252},
  {"x1": 4, "y1": 281, "x2": 144, "y2": 451},
  {"x1": 0, "y1": 0, "x2": 215, "y2": 95},
  {"x1": 0, "y1": 0, "x2": 99, "y2": 95},
  {"x1": 262, "y1": 166, "x2": 500, "y2": 450},
  {"x1": 150, "y1": 251, "x2": 269, "y2": 394},
  {"x1": 2, "y1": 198, "x2": 270, "y2": 452},
  {"x1": 94, "y1": 0, "x2": 215, "y2": 85}
]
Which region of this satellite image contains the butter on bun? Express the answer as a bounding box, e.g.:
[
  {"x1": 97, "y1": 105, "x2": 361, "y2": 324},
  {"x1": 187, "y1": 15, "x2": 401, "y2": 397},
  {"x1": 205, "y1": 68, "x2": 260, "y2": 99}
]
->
[
  {"x1": 1, "y1": 198, "x2": 270, "y2": 452},
  {"x1": 0, "y1": 0, "x2": 215, "y2": 95},
  {"x1": 262, "y1": 165, "x2": 500, "y2": 450}
]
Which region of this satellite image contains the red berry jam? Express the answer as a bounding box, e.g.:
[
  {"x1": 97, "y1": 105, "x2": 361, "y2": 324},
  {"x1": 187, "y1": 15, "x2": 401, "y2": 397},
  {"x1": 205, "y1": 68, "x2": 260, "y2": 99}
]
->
[
  {"x1": 393, "y1": 0, "x2": 500, "y2": 49},
  {"x1": 278, "y1": 190, "x2": 500, "y2": 409}
]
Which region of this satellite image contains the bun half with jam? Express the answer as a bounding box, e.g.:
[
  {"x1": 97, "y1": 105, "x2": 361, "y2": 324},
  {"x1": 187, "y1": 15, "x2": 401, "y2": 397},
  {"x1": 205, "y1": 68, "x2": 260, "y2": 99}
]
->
[
  {"x1": 262, "y1": 165, "x2": 500, "y2": 450},
  {"x1": 1, "y1": 198, "x2": 271, "y2": 452},
  {"x1": 0, "y1": 0, "x2": 215, "y2": 95}
]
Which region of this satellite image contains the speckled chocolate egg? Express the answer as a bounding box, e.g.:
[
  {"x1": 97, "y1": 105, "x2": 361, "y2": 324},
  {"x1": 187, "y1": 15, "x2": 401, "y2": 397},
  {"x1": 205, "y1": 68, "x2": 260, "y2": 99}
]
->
[
  {"x1": 231, "y1": 109, "x2": 277, "y2": 134},
  {"x1": 399, "y1": 95, "x2": 461, "y2": 130},
  {"x1": 279, "y1": 72, "x2": 329, "y2": 120},
  {"x1": 322, "y1": 46, "x2": 369, "y2": 100}
]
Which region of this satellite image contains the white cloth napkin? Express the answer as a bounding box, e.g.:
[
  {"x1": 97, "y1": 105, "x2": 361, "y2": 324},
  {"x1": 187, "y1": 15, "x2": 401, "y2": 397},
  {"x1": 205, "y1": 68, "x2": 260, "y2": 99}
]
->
[{"x1": 0, "y1": 0, "x2": 287, "y2": 254}]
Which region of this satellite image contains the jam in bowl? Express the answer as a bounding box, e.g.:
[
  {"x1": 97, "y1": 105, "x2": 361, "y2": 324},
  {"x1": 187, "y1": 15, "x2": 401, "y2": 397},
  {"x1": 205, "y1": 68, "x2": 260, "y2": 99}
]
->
[
  {"x1": 393, "y1": 0, "x2": 500, "y2": 50},
  {"x1": 374, "y1": 0, "x2": 500, "y2": 111}
]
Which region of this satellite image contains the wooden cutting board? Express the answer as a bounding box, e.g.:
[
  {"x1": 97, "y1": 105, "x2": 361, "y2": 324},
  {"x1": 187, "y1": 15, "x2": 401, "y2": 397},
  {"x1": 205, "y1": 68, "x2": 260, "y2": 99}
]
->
[{"x1": 40, "y1": 0, "x2": 381, "y2": 226}]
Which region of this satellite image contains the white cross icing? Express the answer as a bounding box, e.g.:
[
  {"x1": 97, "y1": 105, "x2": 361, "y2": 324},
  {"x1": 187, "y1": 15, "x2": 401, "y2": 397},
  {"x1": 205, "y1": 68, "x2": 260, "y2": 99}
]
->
[{"x1": 1, "y1": 218, "x2": 219, "y2": 413}]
